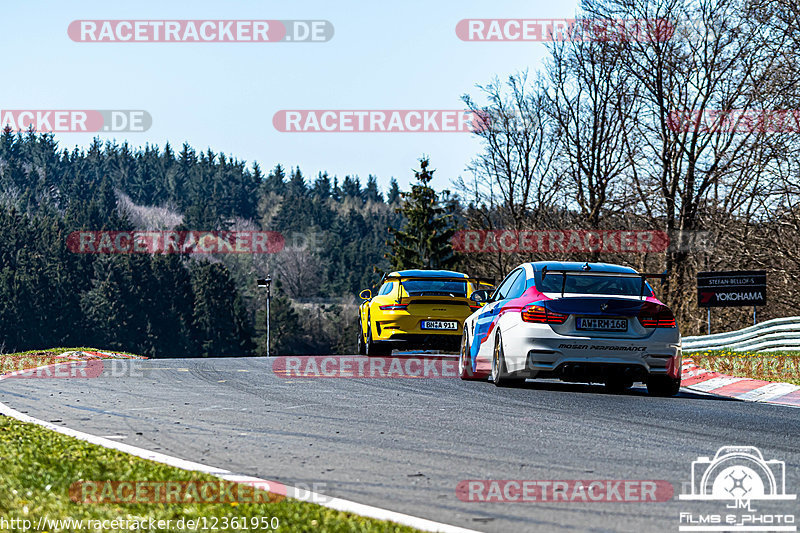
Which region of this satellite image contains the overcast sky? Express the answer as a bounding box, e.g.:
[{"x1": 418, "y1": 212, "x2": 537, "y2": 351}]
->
[{"x1": 1, "y1": 0, "x2": 581, "y2": 192}]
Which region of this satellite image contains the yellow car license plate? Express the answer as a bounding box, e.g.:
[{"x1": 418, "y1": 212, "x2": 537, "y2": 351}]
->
[{"x1": 421, "y1": 320, "x2": 458, "y2": 330}]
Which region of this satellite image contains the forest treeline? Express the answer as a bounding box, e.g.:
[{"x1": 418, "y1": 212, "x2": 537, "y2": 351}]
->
[{"x1": 0, "y1": 131, "x2": 403, "y2": 356}]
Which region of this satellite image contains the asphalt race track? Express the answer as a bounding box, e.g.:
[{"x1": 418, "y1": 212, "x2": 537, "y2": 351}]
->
[{"x1": 1, "y1": 356, "x2": 799, "y2": 532}]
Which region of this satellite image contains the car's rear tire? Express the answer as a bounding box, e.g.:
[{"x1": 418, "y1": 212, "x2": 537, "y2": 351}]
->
[
  {"x1": 365, "y1": 314, "x2": 392, "y2": 357},
  {"x1": 647, "y1": 375, "x2": 681, "y2": 397},
  {"x1": 459, "y1": 330, "x2": 483, "y2": 380},
  {"x1": 357, "y1": 315, "x2": 367, "y2": 355},
  {"x1": 491, "y1": 332, "x2": 525, "y2": 387}
]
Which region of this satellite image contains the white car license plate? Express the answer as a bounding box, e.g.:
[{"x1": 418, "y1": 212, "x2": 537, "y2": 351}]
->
[
  {"x1": 576, "y1": 317, "x2": 627, "y2": 331},
  {"x1": 421, "y1": 320, "x2": 458, "y2": 330}
]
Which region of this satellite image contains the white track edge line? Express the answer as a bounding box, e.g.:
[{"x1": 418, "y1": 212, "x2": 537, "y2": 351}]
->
[{"x1": 0, "y1": 370, "x2": 480, "y2": 533}]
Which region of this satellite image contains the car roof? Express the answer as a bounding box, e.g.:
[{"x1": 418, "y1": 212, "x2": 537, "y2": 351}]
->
[
  {"x1": 527, "y1": 261, "x2": 639, "y2": 274},
  {"x1": 389, "y1": 269, "x2": 469, "y2": 279}
]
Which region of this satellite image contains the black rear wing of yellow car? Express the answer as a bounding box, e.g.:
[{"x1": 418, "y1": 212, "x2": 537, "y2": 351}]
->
[
  {"x1": 380, "y1": 274, "x2": 494, "y2": 304},
  {"x1": 540, "y1": 267, "x2": 667, "y2": 299}
]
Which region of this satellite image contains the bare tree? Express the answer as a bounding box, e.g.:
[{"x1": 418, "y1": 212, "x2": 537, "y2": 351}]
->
[
  {"x1": 585, "y1": 0, "x2": 791, "y2": 320},
  {"x1": 459, "y1": 73, "x2": 560, "y2": 276},
  {"x1": 461, "y1": 73, "x2": 559, "y2": 226},
  {"x1": 272, "y1": 245, "x2": 327, "y2": 299},
  {"x1": 545, "y1": 25, "x2": 640, "y2": 229}
]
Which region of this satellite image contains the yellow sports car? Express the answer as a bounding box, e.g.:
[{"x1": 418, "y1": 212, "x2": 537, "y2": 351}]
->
[{"x1": 357, "y1": 269, "x2": 490, "y2": 356}]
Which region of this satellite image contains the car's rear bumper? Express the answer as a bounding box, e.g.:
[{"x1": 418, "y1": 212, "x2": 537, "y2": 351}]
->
[
  {"x1": 501, "y1": 323, "x2": 681, "y2": 382},
  {"x1": 376, "y1": 333, "x2": 462, "y2": 351},
  {"x1": 373, "y1": 311, "x2": 468, "y2": 342}
]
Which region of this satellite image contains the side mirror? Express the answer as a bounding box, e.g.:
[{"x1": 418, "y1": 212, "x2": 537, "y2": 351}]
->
[
  {"x1": 470, "y1": 290, "x2": 490, "y2": 304},
  {"x1": 359, "y1": 289, "x2": 372, "y2": 300}
]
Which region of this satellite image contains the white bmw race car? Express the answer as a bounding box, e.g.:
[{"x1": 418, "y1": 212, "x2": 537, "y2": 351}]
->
[{"x1": 458, "y1": 262, "x2": 682, "y2": 396}]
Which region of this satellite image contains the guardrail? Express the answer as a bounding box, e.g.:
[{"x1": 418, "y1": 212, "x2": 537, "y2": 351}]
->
[{"x1": 682, "y1": 316, "x2": 800, "y2": 353}]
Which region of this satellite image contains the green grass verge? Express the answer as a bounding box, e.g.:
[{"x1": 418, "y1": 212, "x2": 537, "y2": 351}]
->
[
  {"x1": 0, "y1": 349, "x2": 421, "y2": 532},
  {"x1": 0, "y1": 418, "x2": 421, "y2": 532},
  {"x1": 686, "y1": 350, "x2": 800, "y2": 386},
  {"x1": 0, "y1": 347, "x2": 144, "y2": 358}
]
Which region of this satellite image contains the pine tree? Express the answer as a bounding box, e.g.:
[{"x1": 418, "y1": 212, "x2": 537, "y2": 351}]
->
[
  {"x1": 287, "y1": 167, "x2": 307, "y2": 198},
  {"x1": 363, "y1": 175, "x2": 383, "y2": 203},
  {"x1": 341, "y1": 175, "x2": 361, "y2": 200},
  {"x1": 387, "y1": 157, "x2": 456, "y2": 270},
  {"x1": 264, "y1": 164, "x2": 286, "y2": 196},
  {"x1": 190, "y1": 262, "x2": 255, "y2": 357},
  {"x1": 80, "y1": 256, "x2": 136, "y2": 350},
  {"x1": 267, "y1": 295, "x2": 305, "y2": 355},
  {"x1": 386, "y1": 178, "x2": 401, "y2": 204}
]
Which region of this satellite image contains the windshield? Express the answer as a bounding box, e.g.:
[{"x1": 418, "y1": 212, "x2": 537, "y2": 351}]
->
[
  {"x1": 401, "y1": 279, "x2": 467, "y2": 297},
  {"x1": 538, "y1": 273, "x2": 653, "y2": 297}
]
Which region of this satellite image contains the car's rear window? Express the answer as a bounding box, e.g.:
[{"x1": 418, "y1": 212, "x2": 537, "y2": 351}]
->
[
  {"x1": 402, "y1": 279, "x2": 467, "y2": 297},
  {"x1": 537, "y1": 273, "x2": 653, "y2": 297},
  {"x1": 378, "y1": 282, "x2": 394, "y2": 296}
]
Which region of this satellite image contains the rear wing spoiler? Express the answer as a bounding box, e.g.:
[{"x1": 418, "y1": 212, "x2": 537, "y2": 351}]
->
[
  {"x1": 380, "y1": 275, "x2": 494, "y2": 285},
  {"x1": 380, "y1": 274, "x2": 494, "y2": 304},
  {"x1": 540, "y1": 268, "x2": 667, "y2": 299}
]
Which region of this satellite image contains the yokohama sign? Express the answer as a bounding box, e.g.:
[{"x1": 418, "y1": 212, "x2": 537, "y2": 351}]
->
[{"x1": 696, "y1": 271, "x2": 767, "y2": 308}]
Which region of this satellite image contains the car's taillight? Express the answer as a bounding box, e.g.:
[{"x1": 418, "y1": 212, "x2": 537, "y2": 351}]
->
[
  {"x1": 380, "y1": 304, "x2": 408, "y2": 310},
  {"x1": 521, "y1": 305, "x2": 568, "y2": 324},
  {"x1": 638, "y1": 304, "x2": 676, "y2": 328}
]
